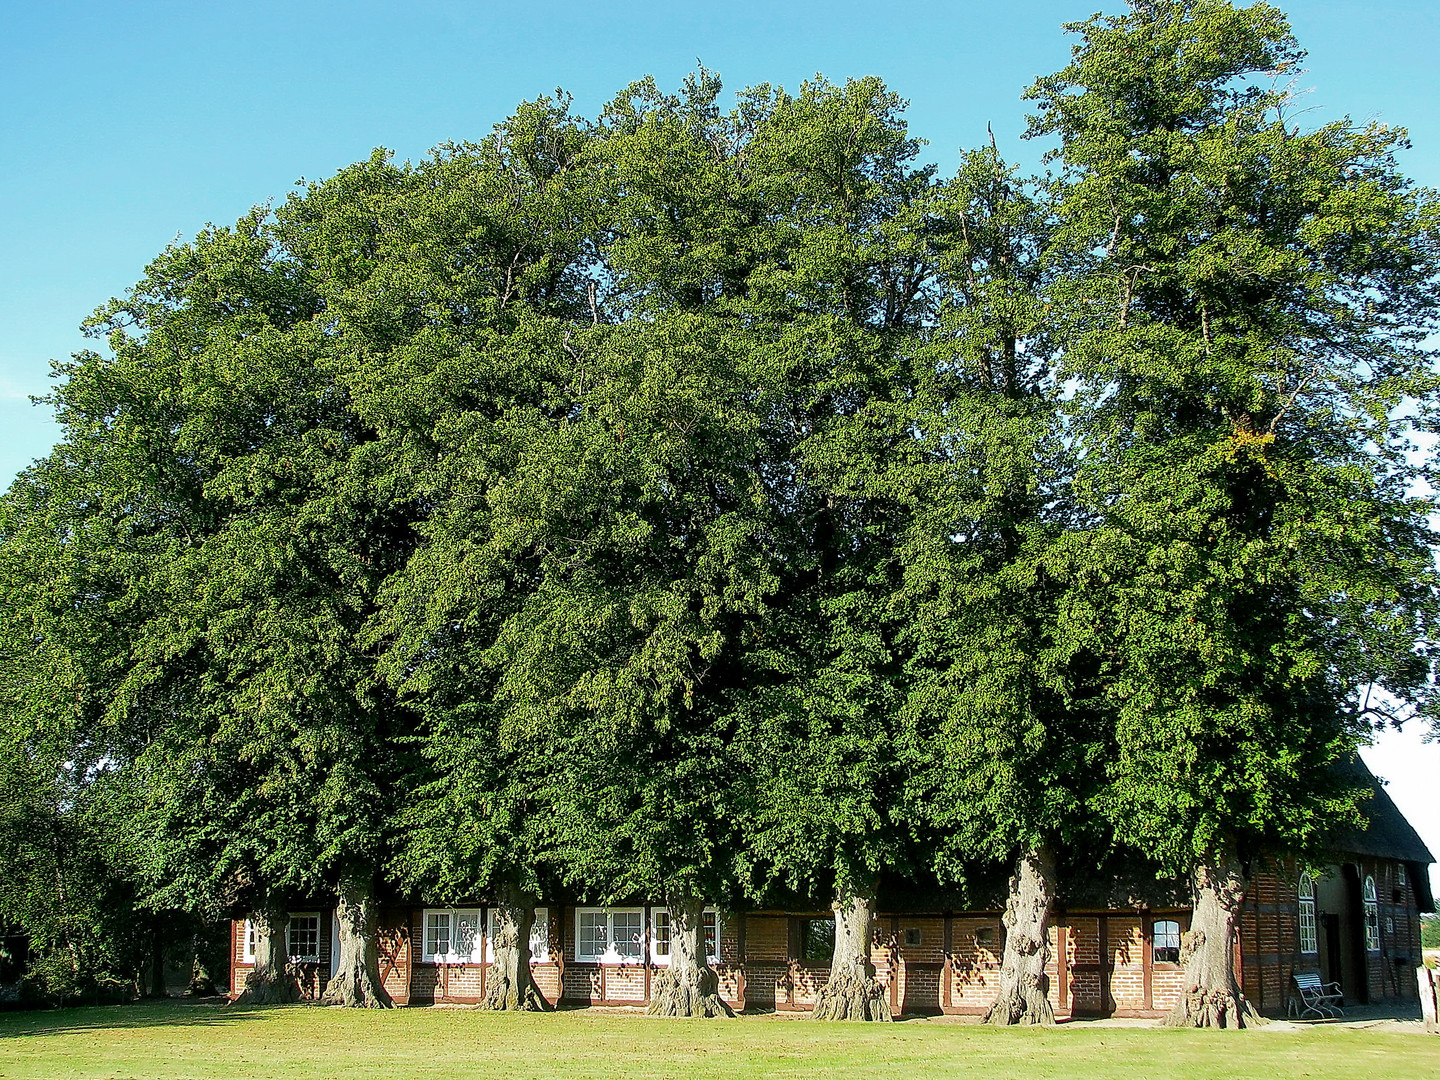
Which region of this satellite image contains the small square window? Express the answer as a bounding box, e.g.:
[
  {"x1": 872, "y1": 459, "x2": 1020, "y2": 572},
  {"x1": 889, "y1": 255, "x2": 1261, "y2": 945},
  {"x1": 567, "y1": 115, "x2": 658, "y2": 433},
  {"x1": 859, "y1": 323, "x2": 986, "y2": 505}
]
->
[
  {"x1": 287, "y1": 914, "x2": 320, "y2": 962},
  {"x1": 802, "y1": 918, "x2": 835, "y2": 964},
  {"x1": 904, "y1": 928, "x2": 922, "y2": 947},
  {"x1": 1153, "y1": 919, "x2": 1182, "y2": 964}
]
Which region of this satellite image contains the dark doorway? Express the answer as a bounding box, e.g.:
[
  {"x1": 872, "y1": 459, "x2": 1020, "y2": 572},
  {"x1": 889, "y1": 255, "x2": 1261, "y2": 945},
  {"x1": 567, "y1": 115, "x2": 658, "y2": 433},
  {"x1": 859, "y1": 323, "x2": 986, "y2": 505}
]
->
[
  {"x1": 1341, "y1": 864, "x2": 1369, "y2": 1005},
  {"x1": 1320, "y1": 913, "x2": 1342, "y2": 990}
]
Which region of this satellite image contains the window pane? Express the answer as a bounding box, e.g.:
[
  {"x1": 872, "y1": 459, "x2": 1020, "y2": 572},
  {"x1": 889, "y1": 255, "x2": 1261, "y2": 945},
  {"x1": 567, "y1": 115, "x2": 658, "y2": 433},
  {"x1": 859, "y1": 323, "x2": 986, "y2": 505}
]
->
[
  {"x1": 653, "y1": 911, "x2": 670, "y2": 957},
  {"x1": 1153, "y1": 920, "x2": 1181, "y2": 964},
  {"x1": 803, "y1": 919, "x2": 835, "y2": 963},
  {"x1": 578, "y1": 911, "x2": 607, "y2": 960},
  {"x1": 427, "y1": 912, "x2": 451, "y2": 959},
  {"x1": 288, "y1": 916, "x2": 320, "y2": 960},
  {"x1": 703, "y1": 911, "x2": 718, "y2": 960},
  {"x1": 530, "y1": 909, "x2": 550, "y2": 961},
  {"x1": 613, "y1": 912, "x2": 642, "y2": 959},
  {"x1": 456, "y1": 913, "x2": 479, "y2": 962}
]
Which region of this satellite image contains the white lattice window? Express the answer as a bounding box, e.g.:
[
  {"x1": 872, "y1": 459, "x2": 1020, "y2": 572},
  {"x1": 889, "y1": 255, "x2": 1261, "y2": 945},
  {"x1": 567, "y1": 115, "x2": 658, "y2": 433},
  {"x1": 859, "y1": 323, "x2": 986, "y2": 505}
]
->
[
  {"x1": 1298, "y1": 873, "x2": 1317, "y2": 955},
  {"x1": 576, "y1": 907, "x2": 644, "y2": 963},
  {"x1": 242, "y1": 920, "x2": 257, "y2": 964},
  {"x1": 423, "y1": 908, "x2": 484, "y2": 964},
  {"x1": 1363, "y1": 877, "x2": 1380, "y2": 952},
  {"x1": 484, "y1": 907, "x2": 550, "y2": 963},
  {"x1": 1153, "y1": 919, "x2": 1181, "y2": 964},
  {"x1": 288, "y1": 913, "x2": 321, "y2": 963},
  {"x1": 649, "y1": 907, "x2": 720, "y2": 965}
]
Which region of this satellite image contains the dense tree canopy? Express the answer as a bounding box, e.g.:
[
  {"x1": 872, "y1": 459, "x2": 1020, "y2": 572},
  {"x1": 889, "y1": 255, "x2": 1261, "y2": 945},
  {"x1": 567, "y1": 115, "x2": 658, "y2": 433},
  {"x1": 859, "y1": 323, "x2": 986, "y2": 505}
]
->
[{"x1": 1, "y1": 0, "x2": 1436, "y2": 1029}]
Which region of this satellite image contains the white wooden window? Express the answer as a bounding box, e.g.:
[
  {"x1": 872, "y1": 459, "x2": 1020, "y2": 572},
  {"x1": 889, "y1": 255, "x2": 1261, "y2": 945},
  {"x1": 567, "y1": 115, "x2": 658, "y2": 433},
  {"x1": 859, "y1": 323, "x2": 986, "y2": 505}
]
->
[
  {"x1": 484, "y1": 907, "x2": 551, "y2": 963},
  {"x1": 422, "y1": 908, "x2": 484, "y2": 964},
  {"x1": 1363, "y1": 877, "x2": 1380, "y2": 952},
  {"x1": 1153, "y1": 919, "x2": 1181, "y2": 964},
  {"x1": 1398, "y1": 864, "x2": 1407, "y2": 888},
  {"x1": 242, "y1": 920, "x2": 257, "y2": 964},
  {"x1": 649, "y1": 908, "x2": 720, "y2": 965},
  {"x1": 575, "y1": 907, "x2": 644, "y2": 963},
  {"x1": 1298, "y1": 873, "x2": 1317, "y2": 955},
  {"x1": 288, "y1": 913, "x2": 321, "y2": 963}
]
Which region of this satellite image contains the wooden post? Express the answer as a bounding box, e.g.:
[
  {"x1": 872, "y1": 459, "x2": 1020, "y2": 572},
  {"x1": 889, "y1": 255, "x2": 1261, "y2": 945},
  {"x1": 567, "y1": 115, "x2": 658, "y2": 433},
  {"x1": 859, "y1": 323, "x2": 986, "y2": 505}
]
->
[
  {"x1": 1141, "y1": 911, "x2": 1153, "y2": 1012},
  {"x1": 554, "y1": 905, "x2": 565, "y2": 1006},
  {"x1": 1098, "y1": 915, "x2": 1110, "y2": 1017},
  {"x1": 737, "y1": 912, "x2": 748, "y2": 1013},
  {"x1": 1056, "y1": 920, "x2": 1069, "y2": 1017},
  {"x1": 889, "y1": 914, "x2": 901, "y2": 1013},
  {"x1": 643, "y1": 906, "x2": 652, "y2": 1005},
  {"x1": 942, "y1": 913, "x2": 954, "y2": 1011}
]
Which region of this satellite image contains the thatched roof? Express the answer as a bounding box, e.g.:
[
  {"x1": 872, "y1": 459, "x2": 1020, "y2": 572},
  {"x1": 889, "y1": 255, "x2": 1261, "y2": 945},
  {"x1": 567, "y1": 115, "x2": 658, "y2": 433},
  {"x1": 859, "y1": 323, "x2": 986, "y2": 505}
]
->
[{"x1": 1328, "y1": 756, "x2": 1433, "y2": 864}]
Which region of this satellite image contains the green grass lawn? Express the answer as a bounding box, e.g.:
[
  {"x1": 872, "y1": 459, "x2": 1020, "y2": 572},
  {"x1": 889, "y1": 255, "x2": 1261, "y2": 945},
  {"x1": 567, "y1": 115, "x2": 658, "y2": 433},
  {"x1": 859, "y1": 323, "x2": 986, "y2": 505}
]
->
[{"x1": 0, "y1": 1003, "x2": 1436, "y2": 1080}]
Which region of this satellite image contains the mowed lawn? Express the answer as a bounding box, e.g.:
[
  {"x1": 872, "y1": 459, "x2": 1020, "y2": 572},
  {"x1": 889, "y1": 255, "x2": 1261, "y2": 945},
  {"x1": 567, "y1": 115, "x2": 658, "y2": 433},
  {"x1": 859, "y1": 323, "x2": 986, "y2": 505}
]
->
[{"x1": 1, "y1": 1003, "x2": 1436, "y2": 1080}]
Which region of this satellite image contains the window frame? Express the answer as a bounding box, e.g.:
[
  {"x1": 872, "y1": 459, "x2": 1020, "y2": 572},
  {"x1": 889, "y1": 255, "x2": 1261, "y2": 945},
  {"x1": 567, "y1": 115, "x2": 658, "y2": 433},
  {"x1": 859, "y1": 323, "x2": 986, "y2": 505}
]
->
[
  {"x1": 422, "y1": 907, "x2": 484, "y2": 965},
  {"x1": 1363, "y1": 876, "x2": 1380, "y2": 953},
  {"x1": 648, "y1": 907, "x2": 721, "y2": 966},
  {"x1": 800, "y1": 916, "x2": 836, "y2": 965},
  {"x1": 1152, "y1": 918, "x2": 1183, "y2": 965},
  {"x1": 575, "y1": 907, "x2": 645, "y2": 965},
  {"x1": 242, "y1": 919, "x2": 257, "y2": 964},
  {"x1": 287, "y1": 912, "x2": 322, "y2": 964},
  {"x1": 1298, "y1": 873, "x2": 1317, "y2": 955}
]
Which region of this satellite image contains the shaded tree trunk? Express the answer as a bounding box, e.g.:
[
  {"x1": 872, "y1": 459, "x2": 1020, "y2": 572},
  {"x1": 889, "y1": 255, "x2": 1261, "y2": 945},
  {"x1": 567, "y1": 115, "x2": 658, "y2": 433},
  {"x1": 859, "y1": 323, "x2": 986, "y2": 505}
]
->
[
  {"x1": 984, "y1": 843, "x2": 1056, "y2": 1025},
  {"x1": 149, "y1": 913, "x2": 166, "y2": 998},
  {"x1": 647, "y1": 892, "x2": 732, "y2": 1017},
  {"x1": 813, "y1": 880, "x2": 892, "y2": 1021},
  {"x1": 320, "y1": 874, "x2": 393, "y2": 1008},
  {"x1": 1163, "y1": 842, "x2": 1262, "y2": 1028},
  {"x1": 233, "y1": 903, "x2": 298, "y2": 1006},
  {"x1": 480, "y1": 875, "x2": 548, "y2": 1011}
]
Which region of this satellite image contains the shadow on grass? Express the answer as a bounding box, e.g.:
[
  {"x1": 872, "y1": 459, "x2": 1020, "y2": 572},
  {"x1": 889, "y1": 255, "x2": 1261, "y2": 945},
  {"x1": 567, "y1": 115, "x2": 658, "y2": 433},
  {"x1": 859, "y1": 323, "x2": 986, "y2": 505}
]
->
[{"x1": 0, "y1": 998, "x2": 302, "y2": 1039}]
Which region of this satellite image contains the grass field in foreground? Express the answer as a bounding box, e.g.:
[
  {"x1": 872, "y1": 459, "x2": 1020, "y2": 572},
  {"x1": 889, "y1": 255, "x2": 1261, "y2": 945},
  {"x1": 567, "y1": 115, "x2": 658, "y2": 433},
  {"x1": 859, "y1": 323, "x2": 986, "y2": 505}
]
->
[{"x1": 0, "y1": 1003, "x2": 1436, "y2": 1080}]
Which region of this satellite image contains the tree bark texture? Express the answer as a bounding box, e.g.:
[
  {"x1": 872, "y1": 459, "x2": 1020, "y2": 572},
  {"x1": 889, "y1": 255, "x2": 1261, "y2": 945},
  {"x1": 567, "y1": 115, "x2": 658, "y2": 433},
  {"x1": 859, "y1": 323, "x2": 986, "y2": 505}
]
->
[
  {"x1": 480, "y1": 877, "x2": 548, "y2": 1011},
  {"x1": 233, "y1": 904, "x2": 299, "y2": 1006},
  {"x1": 812, "y1": 883, "x2": 892, "y2": 1021},
  {"x1": 320, "y1": 875, "x2": 393, "y2": 1008},
  {"x1": 1163, "y1": 844, "x2": 1262, "y2": 1028},
  {"x1": 984, "y1": 843, "x2": 1057, "y2": 1025},
  {"x1": 647, "y1": 892, "x2": 733, "y2": 1017}
]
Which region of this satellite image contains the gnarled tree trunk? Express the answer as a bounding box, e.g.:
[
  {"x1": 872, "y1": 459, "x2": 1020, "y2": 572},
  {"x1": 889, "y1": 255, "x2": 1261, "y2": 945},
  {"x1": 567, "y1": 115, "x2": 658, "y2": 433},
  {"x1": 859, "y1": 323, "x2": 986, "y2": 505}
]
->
[
  {"x1": 480, "y1": 876, "x2": 548, "y2": 1011},
  {"x1": 320, "y1": 874, "x2": 393, "y2": 1008},
  {"x1": 1163, "y1": 842, "x2": 1262, "y2": 1028},
  {"x1": 984, "y1": 842, "x2": 1056, "y2": 1025},
  {"x1": 648, "y1": 892, "x2": 733, "y2": 1017},
  {"x1": 813, "y1": 880, "x2": 892, "y2": 1021},
  {"x1": 233, "y1": 903, "x2": 299, "y2": 1006}
]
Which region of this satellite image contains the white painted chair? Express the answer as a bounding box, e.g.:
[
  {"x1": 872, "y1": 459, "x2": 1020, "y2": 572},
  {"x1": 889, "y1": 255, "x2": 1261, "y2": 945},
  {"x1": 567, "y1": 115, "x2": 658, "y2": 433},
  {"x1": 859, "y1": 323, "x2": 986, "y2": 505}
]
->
[{"x1": 1288, "y1": 971, "x2": 1344, "y2": 1020}]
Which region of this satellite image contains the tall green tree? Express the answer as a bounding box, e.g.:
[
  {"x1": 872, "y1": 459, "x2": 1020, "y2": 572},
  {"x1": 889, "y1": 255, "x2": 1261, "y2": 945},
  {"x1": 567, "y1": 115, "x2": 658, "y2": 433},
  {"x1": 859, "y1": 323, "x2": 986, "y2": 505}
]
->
[{"x1": 1027, "y1": 0, "x2": 1440, "y2": 1026}]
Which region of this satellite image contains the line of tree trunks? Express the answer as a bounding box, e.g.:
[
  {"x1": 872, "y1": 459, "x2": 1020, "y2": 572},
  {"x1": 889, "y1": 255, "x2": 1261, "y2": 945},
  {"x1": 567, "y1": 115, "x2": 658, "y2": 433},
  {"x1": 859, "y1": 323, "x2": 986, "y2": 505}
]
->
[
  {"x1": 233, "y1": 900, "x2": 299, "y2": 1006},
  {"x1": 812, "y1": 879, "x2": 892, "y2": 1021},
  {"x1": 984, "y1": 842, "x2": 1057, "y2": 1025},
  {"x1": 1163, "y1": 842, "x2": 1262, "y2": 1028},
  {"x1": 647, "y1": 892, "x2": 733, "y2": 1017},
  {"x1": 479, "y1": 875, "x2": 548, "y2": 1011},
  {"x1": 319, "y1": 874, "x2": 393, "y2": 1008}
]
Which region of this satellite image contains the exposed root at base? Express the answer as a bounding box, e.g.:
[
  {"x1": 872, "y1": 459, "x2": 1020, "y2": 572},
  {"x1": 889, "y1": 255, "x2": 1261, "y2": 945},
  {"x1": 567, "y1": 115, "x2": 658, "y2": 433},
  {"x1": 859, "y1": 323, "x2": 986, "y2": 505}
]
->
[
  {"x1": 233, "y1": 969, "x2": 300, "y2": 1007},
  {"x1": 812, "y1": 972, "x2": 892, "y2": 1022},
  {"x1": 646, "y1": 968, "x2": 734, "y2": 1017},
  {"x1": 1162, "y1": 988, "x2": 1264, "y2": 1029}
]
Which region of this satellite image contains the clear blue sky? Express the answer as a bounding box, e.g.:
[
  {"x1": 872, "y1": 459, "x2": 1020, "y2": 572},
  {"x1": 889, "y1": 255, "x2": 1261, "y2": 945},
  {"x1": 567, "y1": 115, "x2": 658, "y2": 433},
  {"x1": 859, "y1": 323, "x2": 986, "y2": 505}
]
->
[{"x1": 2, "y1": 0, "x2": 1438, "y2": 887}]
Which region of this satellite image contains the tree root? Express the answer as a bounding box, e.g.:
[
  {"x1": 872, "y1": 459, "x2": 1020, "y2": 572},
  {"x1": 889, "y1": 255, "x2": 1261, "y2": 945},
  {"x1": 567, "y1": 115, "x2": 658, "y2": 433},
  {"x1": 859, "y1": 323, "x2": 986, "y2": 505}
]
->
[
  {"x1": 647, "y1": 967, "x2": 733, "y2": 1017},
  {"x1": 812, "y1": 971, "x2": 892, "y2": 1022}
]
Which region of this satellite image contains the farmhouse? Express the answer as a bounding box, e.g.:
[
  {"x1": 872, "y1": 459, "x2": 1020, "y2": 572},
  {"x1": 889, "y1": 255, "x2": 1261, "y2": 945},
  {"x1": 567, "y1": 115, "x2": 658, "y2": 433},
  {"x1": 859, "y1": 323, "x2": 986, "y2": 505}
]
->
[{"x1": 229, "y1": 762, "x2": 1433, "y2": 1018}]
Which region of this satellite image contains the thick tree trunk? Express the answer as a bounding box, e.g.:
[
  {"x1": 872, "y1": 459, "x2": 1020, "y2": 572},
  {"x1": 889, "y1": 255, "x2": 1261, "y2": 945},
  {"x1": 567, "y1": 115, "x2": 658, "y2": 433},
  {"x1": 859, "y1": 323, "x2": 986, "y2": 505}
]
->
[
  {"x1": 479, "y1": 877, "x2": 548, "y2": 1011},
  {"x1": 1163, "y1": 844, "x2": 1262, "y2": 1028},
  {"x1": 812, "y1": 882, "x2": 892, "y2": 1021},
  {"x1": 320, "y1": 875, "x2": 393, "y2": 1008},
  {"x1": 647, "y1": 892, "x2": 733, "y2": 1017},
  {"x1": 233, "y1": 904, "x2": 299, "y2": 1006},
  {"x1": 984, "y1": 842, "x2": 1056, "y2": 1025}
]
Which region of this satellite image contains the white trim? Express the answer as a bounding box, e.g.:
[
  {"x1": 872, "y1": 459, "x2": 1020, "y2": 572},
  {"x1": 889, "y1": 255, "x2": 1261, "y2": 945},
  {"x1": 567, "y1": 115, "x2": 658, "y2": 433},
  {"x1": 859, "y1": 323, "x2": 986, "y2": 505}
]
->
[
  {"x1": 1363, "y1": 876, "x2": 1380, "y2": 953},
  {"x1": 1298, "y1": 873, "x2": 1317, "y2": 955},
  {"x1": 242, "y1": 920, "x2": 256, "y2": 964},
  {"x1": 575, "y1": 907, "x2": 645, "y2": 964},
  {"x1": 649, "y1": 907, "x2": 721, "y2": 966},
  {"x1": 421, "y1": 907, "x2": 484, "y2": 964}
]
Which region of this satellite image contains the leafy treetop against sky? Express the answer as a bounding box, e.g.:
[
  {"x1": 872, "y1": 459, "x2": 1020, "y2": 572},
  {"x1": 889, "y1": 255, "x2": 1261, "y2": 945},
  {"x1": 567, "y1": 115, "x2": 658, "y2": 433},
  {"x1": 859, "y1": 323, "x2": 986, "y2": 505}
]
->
[{"x1": 1, "y1": 0, "x2": 1435, "y2": 885}]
